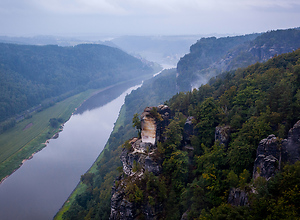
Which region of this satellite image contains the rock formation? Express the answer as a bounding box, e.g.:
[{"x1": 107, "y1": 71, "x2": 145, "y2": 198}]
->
[
  {"x1": 253, "y1": 120, "x2": 300, "y2": 180},
  {"x1": 215, "y1": 125, "x2": 231, "y2": 148},
  {"x1": 110, "y1": 105, "x2": 170, "y2": 220},
  {"x1": 281, "y1": 120, "x2": 300, "y2": 164},
  {"x1": 228, "y1": 188, "x2": 248, "y2": 207},
  {"x1": 183, "y1": 116, "x2": 194, "y2": 146},
  {"x1": 253, "y1": 134, "x2": 280, "y2": 180},
  {"x1": 230, "y1": 120, "x2": 300, "y2": 207}
]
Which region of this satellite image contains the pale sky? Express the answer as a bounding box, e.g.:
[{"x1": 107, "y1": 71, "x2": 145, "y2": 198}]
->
[{"x1": 0, "y1": 0, "x2": 299, "y2": 37}]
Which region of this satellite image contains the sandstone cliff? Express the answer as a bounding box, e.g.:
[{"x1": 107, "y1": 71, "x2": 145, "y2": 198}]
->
[
  {"x1": 110, "y1": 105, "x2": 170, "y2": 220},
  {"x1": 253, "y1": 120, "x2": 300, "y2": 180}
]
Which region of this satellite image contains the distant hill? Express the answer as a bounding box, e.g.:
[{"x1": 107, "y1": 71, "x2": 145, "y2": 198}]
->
[
  {"x1": 0, "y1": 43, "x2": 154, "y2": 122},
  {"x1": 111, "y1": 35, "x2": 204, "y2": 67},
  {"x1": 177, "y1": 28, "x2": 300, "y2": 90},
  {"x1": 58, "y1": 43, "x2": 300, "y2": 220}
]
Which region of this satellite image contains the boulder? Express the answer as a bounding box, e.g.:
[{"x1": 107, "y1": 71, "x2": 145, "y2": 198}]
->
[
  {"x1": 228, "y1": 188, "x2": 248, "y2": 206},
  {"x1": 281, "y1": 120, "x2": 300, "y2": 164},
  {"x1": 183, "y1": 116, "x2": 194, "y2": 145},
  {"x1": 253, "y1": 134, "x2": 280, "y2": 180},
  {"x1": 215, "y1": 125, "x2": 231, "y2": 147}
]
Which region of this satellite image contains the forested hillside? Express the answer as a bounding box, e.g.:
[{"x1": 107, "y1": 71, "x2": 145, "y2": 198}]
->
[
  {"x1": 56, "y1": 68, "x2": 178, "y2": 219},
  {"x1": 0, "y1": 43, "x2": 154, "y2": 122},
  {"x1": 57, "y1": 28, "x2": 300, "y2": 220},
  {"x1": 58, "y1": 52, "x2": 300, "y2": 220},
  {"x1": 177, "y1": 28, "x2": 300, "y2": 91},
  {"x1": 110, "y1": 49, "x2": 300, "y2": 219}
]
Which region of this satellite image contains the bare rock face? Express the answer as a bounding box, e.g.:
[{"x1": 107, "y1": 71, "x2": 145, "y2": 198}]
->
[
  {"x1": 281, "y1": 120, "x2": 300, "y2": 164},
  {"x1": 141, "y1": 105, "x2": 170, "y2": 145},
  {"x1": 141, "y1": 108, "x2": 157, "y2": 145},
  {"x1": 183, "y1": 116, "x2": 194, "y2": 145},
  {"x1": 253, "y1": 120, "x2": 300, "y2": 180},
  {"x1": 110, "y1": 105, "x2": 170, "y2": 220},
  {"x1": 253, "y1": 134, "x2": 280, "y2": 180},
  {"x1": 110, "y1": 183, "x2": 135, "y2": 220},
  {"x1": 228, "y1": 188, "x2": 248, "y2": 206},
  {"x1": 215, "y1": 125, "x2": 231, "y2": 147},
  {"x1": 156, "y1": 105, "x2": 171, "y2": 143}
]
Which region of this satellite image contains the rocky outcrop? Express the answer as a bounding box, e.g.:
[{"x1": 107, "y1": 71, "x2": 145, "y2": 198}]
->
[
  {"x1": 110, "y1": 178, "x2": 135, "y2": 220},
  {"x1": 228, "y1": 188, "x2": 248, "y2": 206},
  {"x1": 253, "y1": 120, "x2": 300, "y2": 180},
  {"x1": 110, "y1": 106, "x2": 170, "y2": 220},
  {"x1": 253, "y1": 134, "x2": 280, "y2": 180},
  {"x1": 141, "y1": 105, "x2": 170, "y2": 145},
  {"x1": 183, "y1": 116, "x2": 194, "y2": 145},
  {"x1": 281, "y1": 120, "x2": 300, "y2": 164},
  {"x1": 215, "y1": 125, "x2": 231, "y2": 147}
]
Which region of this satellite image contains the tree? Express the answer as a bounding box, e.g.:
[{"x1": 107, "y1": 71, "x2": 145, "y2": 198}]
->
[{"x1": 132, "y1": 113, "x2": 141, "y2": 138}]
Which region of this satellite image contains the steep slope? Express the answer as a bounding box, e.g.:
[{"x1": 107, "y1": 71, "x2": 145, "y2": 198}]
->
[
  {"x1": 55, "y1": 69, "x2": 178, "y2": 220},
  {"x1": 57, "y1": 28, "x2": 300, "y2": 220},
  {"x1": 111, "y1": 49, "x2": 300, "y2": 219},
  {"x1": 0, "y1": 43, "x2": 154, "y2": 122},
  {"x1": 177, "y1": 28, "x2": 300, "y2": 90}
]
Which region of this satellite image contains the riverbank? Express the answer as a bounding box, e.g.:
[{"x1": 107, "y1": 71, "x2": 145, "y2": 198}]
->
[
  {"x1": 0, "y1": 75, "x2": 153, "y2": 184},
  {"x1": 0, "y1": 89, "x2": 94, "y2": 182},
  {"x1": 54, "y1": 103, "x2": 129, "y2": 220}
]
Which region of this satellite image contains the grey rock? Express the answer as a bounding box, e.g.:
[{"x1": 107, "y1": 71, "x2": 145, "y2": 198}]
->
[
  {"x1": 281, "y1": 120, "x2": 300, "y2": 164},
  {"x1": 215, "y1": 125, "x2": 231, "y2": 147},
  {"x1": 183, "y1": 116, "x2": 194, "y2": 145},
  {"x1": 110, "y1": 105, "x2": 169, "y2": 219},
  {"x1": 145, "y1": 156, "x2": 160, "y2": 175},
  {"x1": 228, "y1": 188, "x2": 248, "y2": 206},
  {"x1": 253, "y1": 134, "x2": 280, "y2": 180}
]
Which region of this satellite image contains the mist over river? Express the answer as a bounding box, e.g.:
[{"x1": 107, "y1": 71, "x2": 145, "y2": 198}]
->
[{"x1": 0, "y1": 82, "x2": 142, "y2": 220}]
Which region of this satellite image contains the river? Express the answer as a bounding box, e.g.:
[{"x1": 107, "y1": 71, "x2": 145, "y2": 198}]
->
[{"x1": 0, "y1": 82, "x2": 142, "y2": 220}]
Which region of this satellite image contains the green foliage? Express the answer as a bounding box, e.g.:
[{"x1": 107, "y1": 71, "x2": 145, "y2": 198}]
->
[
  {"x1": 132, "y1": 160, "x2": 141, "y2": 173},
  {"x1": 49, "y1": 117, "x2": 63, "y2": 128},
  {"x1": 126, "y1": 183, "x2": 144, "y2": 203},
  {"x1": 163, "y1": 119, "x2": 183, "y2": 153},
  {"x1": 59, "y1": 69, "x2": 177, "y2": 219},
  {"x1": 163, "y1": 150, "x2": 189, "y2": 184},
  {"x1": 159, "y1": 49, "x2": 300, "y2": 218},
  {"x1": 238, "y1": 169, "x2": 250, "y2": 189},
  {"x1": 177, "y1": 34, "x2": 260, "y2": 91},
  {"x1": 80, "y1": 173, "x2": 95, "y2": 186},
  {"x1": 61, "y1": 42, "x2": 300, "y2": 219},
  {"x1": 132, "y1": 113, "x2": 141, "y2": 137},
  {"x1": 194, "y1": 97, "x2": 220, "y2": 147},
  {"x1": 226, "y1": 170, "x2": 239, "y2": 188},
  {"x1": 0, "y1": 43, "x2": 154, "y2": 122},
  {"x1": 122, "y1": 140, "x2": 132, "y2": 151}
]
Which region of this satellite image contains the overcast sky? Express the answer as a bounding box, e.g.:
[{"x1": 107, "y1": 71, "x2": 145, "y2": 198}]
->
[{"x1": 0, "y1": 0, "x2": 299, "y2": 37}]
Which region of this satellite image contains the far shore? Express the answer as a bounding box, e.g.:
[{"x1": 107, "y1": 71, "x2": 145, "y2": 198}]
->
[{"x1": 0, "y1": 74, "x2": 152, "y2": 184}]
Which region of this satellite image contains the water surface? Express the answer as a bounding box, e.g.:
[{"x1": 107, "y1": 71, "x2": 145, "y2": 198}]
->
[{"x1": 0, "y1": 83, "x2": 141, "y2": 220}]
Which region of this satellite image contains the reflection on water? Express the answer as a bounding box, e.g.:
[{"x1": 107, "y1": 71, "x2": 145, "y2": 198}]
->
[
  {"x1": 0, "y1": 83, "x2": 141, "y2": 220},
  {"x1": 75, "y1": 78, "x2": 145, "y2": 114}
]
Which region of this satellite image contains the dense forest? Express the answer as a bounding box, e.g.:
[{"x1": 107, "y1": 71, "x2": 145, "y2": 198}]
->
[
  {"x1": 58, "y1": 29, "x2": 300, "y2": 219},
  {"x1": 58, "y1": 68, "x2": 178, "y2": 220},
  {"x1": 0, "y1": 43, "x2": 154, "y2": 123},
  {"x1": 154, "y1": 49, "x2": 300, "y2": 219},
  {"x1": 177, "y1": 28, "x2": 300, "y2": 91},
  {"x1": 107, "y1": 49, "x2": 300, "y2": 220}
]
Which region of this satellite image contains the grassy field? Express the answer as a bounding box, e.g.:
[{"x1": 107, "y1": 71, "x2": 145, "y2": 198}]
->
[{"x1": 0, "y1": 89, "x2": 95, "y2": 182}]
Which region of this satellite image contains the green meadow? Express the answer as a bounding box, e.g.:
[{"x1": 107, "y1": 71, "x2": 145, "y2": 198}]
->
[{"x1": 0, "y1": 89, "x2": 94, "y2": 182}]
